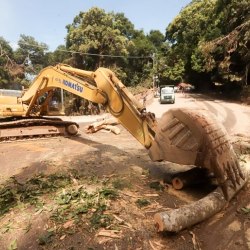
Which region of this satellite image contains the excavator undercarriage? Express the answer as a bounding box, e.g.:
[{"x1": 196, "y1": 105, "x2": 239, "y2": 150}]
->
[{"x1": 0, "y1": 117, "x2": 79, "y2": 142}]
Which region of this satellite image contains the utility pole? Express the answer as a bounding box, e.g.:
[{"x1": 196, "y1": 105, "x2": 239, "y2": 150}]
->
[
  {"x1": 152, "y1": 53, "x2": 155, "y2": 90},
  {"x1": 152, "y1": 53, "x2": 156, "y2": 96},
  {"x1": 152, "y1": 53, "x2": 158, "y2": 97}
]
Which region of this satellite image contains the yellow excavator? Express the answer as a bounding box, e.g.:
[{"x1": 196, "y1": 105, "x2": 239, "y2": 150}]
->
[{"x1": 0, "y1": 64, "x2": 245, "y2": 199}]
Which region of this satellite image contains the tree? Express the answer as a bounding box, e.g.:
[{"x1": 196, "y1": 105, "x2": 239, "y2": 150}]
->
[
  {"x1": 165, "y1": 0, "x2": 216, "y2": 88},
  {"x1": 0, "y1": 37, "x2": 25, "y2": 88},
  {"x1": 126, "y1": 31, "x2": 155, "y2": 86},
  {"x1": 46, "y1": 45, "x2": 71, "y2": 66},
  {"x1": 0, "y1": 37, "x2": 13, "y2": 87},
  {"x1": 164, "y1": 0, "x2": 250, "y2": 95},
  {"x1": 66, "y1": 7, "x2": 130, "y2": 69},
  {"x1": 200, "y1": 0, "x2": 250, "y2": 87},
  {"x1": 112, "y1": 12, "x2": 137, "y2": 40},
  {"x1": 65, "y1": 7, "x2": 160, "y2": 87},
  {"x1": 14, "y1": 35, "x2": 49, "y2": 75},
  {"x1": 147, "y1": 30, "x2": 165, "y2": 49}
]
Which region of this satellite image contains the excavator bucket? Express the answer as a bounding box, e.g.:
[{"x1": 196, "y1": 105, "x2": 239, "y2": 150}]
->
[{"x1": 149, "y1": 108, "x2": 245, "y2": 199}]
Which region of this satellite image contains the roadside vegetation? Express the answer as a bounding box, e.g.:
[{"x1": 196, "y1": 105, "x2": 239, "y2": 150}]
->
[
  {"x1": 0, "y1": 0, "x2": 249, "y2": 101},
  {"x1": 0, "y1": 160, "x2": 171, "y2": 249},
  {"x1": 0, "y1": 169, "x2": 119, "y2": 247}
]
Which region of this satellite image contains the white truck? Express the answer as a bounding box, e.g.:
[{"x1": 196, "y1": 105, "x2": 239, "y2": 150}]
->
[{"x1": 159, "y1": 85, "x2": 175, "y2": 104}]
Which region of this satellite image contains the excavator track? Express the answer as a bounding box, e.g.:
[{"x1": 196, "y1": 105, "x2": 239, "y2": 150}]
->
[{"x1": 0, "y1": 117, "x2": 79, "y2": 142}]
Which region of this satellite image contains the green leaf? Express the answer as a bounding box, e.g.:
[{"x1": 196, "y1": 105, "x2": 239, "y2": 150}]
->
[
  {"x1": 136, "y1": 198, "x2": 150, "y2": 208},
  {"x1": 8, "y1": 239, "x2": 17, "y2": 250},
  {"x1": 241, "y1": 207, "x2": 250, "y2": 214},
  {"x1": 38, "y1": 231, "x2": 55, "y2": 245}
]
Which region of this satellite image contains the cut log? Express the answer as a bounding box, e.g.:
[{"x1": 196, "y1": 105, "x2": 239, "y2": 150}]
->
[
  {"x1": 170, "y1": 167, "x2": 209, "y2": 190},
  {"x1": 154, "y1": 160, "x2": 250, "y2": 233}
]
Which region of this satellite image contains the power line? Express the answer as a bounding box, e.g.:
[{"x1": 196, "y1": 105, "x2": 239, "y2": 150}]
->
[{"x1": 18, "y1": 41, "x2": 153, "y2": 59}]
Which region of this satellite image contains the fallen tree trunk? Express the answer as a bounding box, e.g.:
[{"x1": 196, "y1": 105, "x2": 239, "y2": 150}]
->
[
  {"x1": 85, "y1": 118, "x2": 120, "y2": 134},
  {"x1": 154, "y1": 160, "x2": 250, "y2": 233}
]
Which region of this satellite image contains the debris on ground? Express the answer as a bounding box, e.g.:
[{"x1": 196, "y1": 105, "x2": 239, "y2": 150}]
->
[
  {"x1": 154, "y1": 157, "x2": 250, "y2": 233},
  {"x1": 0, "y1": 126, "x2": 249, "y2": 249}
]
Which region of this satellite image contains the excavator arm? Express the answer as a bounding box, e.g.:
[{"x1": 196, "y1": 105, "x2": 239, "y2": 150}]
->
[
  {"x1": 0, "y1": 64, "x2": 245, "y2": 199},
  {"x1": 59, "y1": 65, "x2": 156, "y2": 147},
  {"x1": 21, "y1": 65, "x2": 107, "y2": 114}
]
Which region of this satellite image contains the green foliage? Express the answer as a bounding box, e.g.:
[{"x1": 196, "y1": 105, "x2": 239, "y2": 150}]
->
[
  {"x1": 163, "y1": 58, "x2": 185, "y2": 83},
  {"x1": 0, "y1": 7, "x2": 162, "y2": 89},
  {"x1": 46, "y1": 45, "x2": 70, "y2": 65},
  {"x1": 112, "y1": 178, "x2": 129, "y2": 190},
  {"x1": 191, "y1": 47, "x2": 206, "y2": 73},
  {"x1": 0, "y1": 186, "x2": 16, "y2": 215},
  {"x1": 200, "y1": 0, "x2": 250, "y2": 86},
  {"x1": 0, "y1": 170, "x2": 118, "y2": 234},
  {"x1": 0, "y1": 35, "x2": 50, "y2": 88},
  {"x1": 0, "y1": 1, "x2": 248, "y2": 97},
  {"x1": 8, "y1": 239, "x2": 17, "y2": 250},
  {"x1": 0, "y1": 173, "x2": 72, "y2": 216},
  {"x1": 65, "y1": 7, "x2": 159, "y2": 86},
  {"x1": 66, "y1": 7, "x2": 130, "y2": 69},
  {"x1": 149, "y1": 181, "x2": 164, "y2": 191},
  {"x1": 147, "y1": 30, "x2": 165, "y2": 49},
  {"x1": 0, "y1": 37, "x2": 13, "y2": 56},
  {"x1": 14, "y1": 34, "x2": 49, "y2": 75},
  {"x1": 51, "y1": 185, "x2": 116, "y2": 229},
  {"x1": 0, "y1": 37, "x2": 14, "y2": 87},
  {"x1": 38, "y1": 231, "x2": 55, "y2": 245},
  {"x1": 135, "y1": 198, "x2": 150, "y2": 208},
  {"x1": 164, "y1": 0, "x2": 216, "y2": 86},
  {"x1": 240, "y1": 207, "x2": 250, "y2": 214},
  {"x1": 165, "y1": 0, "x2": 250, "y2": 94}
]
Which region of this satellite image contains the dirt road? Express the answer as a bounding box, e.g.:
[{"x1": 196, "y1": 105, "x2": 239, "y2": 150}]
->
[
  {"x1": 147, "y1": 93, "x2": 250, "y2": 136},
  {"x1": 0, "y1": 93, "x2": 249, "y2": 250}
]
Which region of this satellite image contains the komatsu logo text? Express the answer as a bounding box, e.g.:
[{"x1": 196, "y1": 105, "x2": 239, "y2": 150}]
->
[{"x1": 55, "y1": 78, "x2": 83, "y2": 93}]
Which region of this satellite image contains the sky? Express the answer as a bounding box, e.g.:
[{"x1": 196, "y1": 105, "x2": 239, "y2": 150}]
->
[{"x1": 0, "y1": 0, "x2": 191, "y2": 51}]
